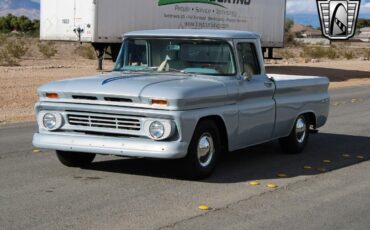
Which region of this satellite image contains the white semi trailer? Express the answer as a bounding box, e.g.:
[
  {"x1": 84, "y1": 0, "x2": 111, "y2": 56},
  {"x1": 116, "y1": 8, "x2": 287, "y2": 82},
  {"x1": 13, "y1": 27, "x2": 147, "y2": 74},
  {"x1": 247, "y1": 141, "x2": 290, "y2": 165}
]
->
[{"x1": 40, "y1": 0, "x2": 286, "y2": 69}]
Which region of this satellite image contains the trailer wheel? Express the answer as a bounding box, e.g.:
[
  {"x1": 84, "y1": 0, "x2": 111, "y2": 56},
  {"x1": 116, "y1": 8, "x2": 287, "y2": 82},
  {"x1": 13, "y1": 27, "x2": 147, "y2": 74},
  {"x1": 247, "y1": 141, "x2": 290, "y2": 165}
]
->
[
  {"x1": 279, "y1": 115, "x2": 309, "y2": 154},
  {"x1": 181, "y1": 120, "x2": 221, "y2": 179},
  {"x1": 56, "y1": 151, "x2": 96, "y2": 167}
]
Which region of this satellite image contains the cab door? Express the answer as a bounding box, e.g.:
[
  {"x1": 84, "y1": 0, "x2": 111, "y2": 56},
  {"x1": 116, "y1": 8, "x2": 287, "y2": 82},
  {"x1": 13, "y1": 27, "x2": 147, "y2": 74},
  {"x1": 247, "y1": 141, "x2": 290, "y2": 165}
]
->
[{"x1": 234, "y1": 40, "x2": 275, "y2": 148}]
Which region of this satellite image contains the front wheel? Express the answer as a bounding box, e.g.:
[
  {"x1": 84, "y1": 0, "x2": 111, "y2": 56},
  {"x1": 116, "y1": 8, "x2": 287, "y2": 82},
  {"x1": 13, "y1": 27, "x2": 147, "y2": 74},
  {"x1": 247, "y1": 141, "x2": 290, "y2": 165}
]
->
[
  {"x1": 56, "y1": 151, "x2": 96, "y2": 167},
  {"x1": 181, "y1": 120, "x2": 221, "y2": 179},
  {"x1": 279, "y1": 115, "x2": 309, "y2": 154}
]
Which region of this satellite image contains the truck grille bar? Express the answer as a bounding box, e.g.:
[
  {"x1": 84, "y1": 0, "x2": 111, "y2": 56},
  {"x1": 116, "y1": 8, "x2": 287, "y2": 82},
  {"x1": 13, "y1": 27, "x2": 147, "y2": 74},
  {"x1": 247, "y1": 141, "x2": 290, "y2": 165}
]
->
[{"x1": 67, "y1": 113, "x2": 141, "y2": 131}]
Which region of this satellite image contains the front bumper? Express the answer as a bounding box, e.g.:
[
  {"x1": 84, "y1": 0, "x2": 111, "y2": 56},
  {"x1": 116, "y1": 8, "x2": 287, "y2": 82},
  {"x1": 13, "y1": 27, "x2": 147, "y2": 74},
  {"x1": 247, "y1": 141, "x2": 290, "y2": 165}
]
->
[{"x1": 33, "y1": 133, "x2": 188, "y2": 159}]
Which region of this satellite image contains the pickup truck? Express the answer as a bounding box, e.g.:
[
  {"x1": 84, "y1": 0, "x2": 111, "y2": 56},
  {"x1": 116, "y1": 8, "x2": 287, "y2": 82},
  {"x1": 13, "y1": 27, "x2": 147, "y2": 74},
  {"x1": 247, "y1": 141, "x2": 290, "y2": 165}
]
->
[{"x1": 33, "y1": 29, "x2": 330, "y2": 179}]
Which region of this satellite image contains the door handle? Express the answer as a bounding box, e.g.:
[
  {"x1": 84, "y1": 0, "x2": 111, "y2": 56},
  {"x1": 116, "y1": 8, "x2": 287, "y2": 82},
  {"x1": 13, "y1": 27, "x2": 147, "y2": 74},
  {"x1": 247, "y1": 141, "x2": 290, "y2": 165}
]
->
[{"x1": 264, "y1": 81, "x2": 273, "y2": 88}]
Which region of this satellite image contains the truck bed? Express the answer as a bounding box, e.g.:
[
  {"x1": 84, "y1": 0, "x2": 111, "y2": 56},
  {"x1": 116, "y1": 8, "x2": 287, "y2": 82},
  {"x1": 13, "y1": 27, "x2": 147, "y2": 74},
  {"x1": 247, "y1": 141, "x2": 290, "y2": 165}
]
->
[{"x1": 269, "y1": 74, "x2": 330, "y2": 138}]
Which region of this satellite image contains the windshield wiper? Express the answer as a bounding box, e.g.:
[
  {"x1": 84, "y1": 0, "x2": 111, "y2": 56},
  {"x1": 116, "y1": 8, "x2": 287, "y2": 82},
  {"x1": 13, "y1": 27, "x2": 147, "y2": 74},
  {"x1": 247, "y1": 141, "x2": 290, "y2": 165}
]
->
[
  {"x1": 165, "y1": 68, "x2": 184, "y2": 73},
  {"x1": 120, "y1": 66, "x2": 157, "y2": 73},
  {"x1": 119, "y1": 66, "x2": 190, "y2": 76}
]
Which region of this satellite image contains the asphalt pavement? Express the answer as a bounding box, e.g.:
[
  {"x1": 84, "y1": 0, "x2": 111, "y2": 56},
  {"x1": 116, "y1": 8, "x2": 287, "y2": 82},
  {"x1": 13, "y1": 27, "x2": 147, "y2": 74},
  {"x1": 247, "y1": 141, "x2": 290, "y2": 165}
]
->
[{"x1": 0, "y1": 84, "x2": 369, "y2": 230}]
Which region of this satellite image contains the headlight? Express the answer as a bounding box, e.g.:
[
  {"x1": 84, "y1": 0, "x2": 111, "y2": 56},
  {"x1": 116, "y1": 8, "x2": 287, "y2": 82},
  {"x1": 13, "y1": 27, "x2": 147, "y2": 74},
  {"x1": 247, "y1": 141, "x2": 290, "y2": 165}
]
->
[
  {"x1": 43, "y1": 113, "x2": 57, "y2": 130},
  {"x1": 38, "y1": 111, "x2": 63, "y2": 131},
  {"x1": 144, "y1": 120, "x2": 174, "y2": 140},
  {"x1": 149, "y1": 121, "x2": 165, "y2": 139}
]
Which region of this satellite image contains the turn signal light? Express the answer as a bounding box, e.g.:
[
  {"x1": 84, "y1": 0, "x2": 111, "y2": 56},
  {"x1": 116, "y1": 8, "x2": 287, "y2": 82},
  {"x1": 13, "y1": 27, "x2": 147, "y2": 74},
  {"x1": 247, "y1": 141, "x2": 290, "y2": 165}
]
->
[
  {"x1": 46, "y1": 93, "x2": 59, "y2": 99},
  {"x1": 151, "y1": 99, "x2": 168, "y2": 106}
]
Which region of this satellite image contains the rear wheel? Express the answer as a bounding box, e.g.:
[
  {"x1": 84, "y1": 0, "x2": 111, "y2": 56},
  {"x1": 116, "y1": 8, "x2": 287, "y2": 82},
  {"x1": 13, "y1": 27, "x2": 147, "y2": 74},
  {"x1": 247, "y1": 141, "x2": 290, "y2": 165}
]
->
[
  {"x1": 279, "y1": 115, "x2": 309, "y2": 154},
  {"x1": 56, "y1": 151, "x2": 96, "y2": 167},
  {"x1": 181, "y1": 120, "x2": 221, "y2": 179}
]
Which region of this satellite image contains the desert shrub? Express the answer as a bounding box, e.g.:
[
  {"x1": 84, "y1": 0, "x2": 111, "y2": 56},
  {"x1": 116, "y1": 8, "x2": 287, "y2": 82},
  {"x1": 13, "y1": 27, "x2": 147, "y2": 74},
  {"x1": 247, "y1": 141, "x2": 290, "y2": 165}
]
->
[
  {"x1": 0, "y1": 36, "x2": 24, "y2": 66},
  {"x1": 5, "y1": 39, "x2": 28, "y2": 59},
  {"x1": 364, "y1": 49, "x2": 370, "y2": 60},
  {"x1": 343, "y1": 51, "x2": 354, "y2": 60},
  {"x1": 300, "y1": 46, "x2": 338, "y2": 60},
  {"x1": 284, "y1": 33, "x2": 295, "y2": 45},
  {"x1": 301, "y1": 47, "x2": 323, "y2": 59},
  {"x1": 0, "y1": 49, "x2": 19, "y2": 66},
  {"x1": 326, "y1": 47, "x2": 338, "y2": 59},
  {"x1": 38, "y1": 41, "x2": 58, "y2": 58},
  {"x1": 0, "y1": 34, "x2": 6, "y2": 46},
  {"x1": 74, "y1": 45, "x2": 96, "y2": 59},
  {"x1": 279, "y1": 49, "x2": 296, "y2": 59},
  {"x1": 284, "y1": 32, "x2": 303, "y2": 47}
]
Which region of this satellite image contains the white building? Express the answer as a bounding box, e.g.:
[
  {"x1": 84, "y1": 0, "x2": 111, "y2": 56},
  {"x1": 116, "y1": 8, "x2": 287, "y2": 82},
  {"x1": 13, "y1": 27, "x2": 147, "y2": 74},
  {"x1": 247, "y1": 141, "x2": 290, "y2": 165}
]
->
[{"x1": 357, "y1": 27, "x2": 370, "y2": 42}]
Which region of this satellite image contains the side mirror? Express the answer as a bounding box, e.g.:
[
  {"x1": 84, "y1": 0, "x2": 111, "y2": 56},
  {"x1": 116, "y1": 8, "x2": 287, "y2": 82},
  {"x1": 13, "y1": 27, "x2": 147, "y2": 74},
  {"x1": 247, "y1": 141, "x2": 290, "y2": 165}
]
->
[{"x1": 242, "y1": 71, "x2": 253, "y2": 81}]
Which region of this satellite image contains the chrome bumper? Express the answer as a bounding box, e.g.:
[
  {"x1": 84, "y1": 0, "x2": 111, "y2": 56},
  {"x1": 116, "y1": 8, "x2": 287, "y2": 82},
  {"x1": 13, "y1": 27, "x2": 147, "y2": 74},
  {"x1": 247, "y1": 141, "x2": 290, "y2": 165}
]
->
[{"x1": 33, "y1": 133, "x2": 188, "y2": 159}]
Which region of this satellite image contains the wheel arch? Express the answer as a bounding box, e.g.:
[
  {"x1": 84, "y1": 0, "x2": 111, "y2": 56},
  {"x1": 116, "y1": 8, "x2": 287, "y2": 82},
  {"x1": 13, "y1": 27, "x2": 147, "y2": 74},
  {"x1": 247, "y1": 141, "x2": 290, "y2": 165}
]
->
[
  {"x1": 196, "y1": 115, "x2": 229, "y2": 153},
  {"x1": 303, "y1": 111, "x2": 317, "y2": 129},
  {"x1": 279, "y1": 111, "x2": 314, "y2": 154}
]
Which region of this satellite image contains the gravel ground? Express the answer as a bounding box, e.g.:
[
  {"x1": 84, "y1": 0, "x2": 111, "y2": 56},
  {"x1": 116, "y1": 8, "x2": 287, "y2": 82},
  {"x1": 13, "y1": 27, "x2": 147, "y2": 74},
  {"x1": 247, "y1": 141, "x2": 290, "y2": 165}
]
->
[{"x1": 0, "y1": 58, "x2": 113, "y2": 124}]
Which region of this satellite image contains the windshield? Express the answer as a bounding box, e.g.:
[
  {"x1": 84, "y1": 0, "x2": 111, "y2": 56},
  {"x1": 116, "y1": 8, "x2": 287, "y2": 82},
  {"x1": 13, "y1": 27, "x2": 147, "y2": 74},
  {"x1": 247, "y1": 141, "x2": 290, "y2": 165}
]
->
[{"x1": 113, "y1": 38, "x2": 236, "y2": 76}]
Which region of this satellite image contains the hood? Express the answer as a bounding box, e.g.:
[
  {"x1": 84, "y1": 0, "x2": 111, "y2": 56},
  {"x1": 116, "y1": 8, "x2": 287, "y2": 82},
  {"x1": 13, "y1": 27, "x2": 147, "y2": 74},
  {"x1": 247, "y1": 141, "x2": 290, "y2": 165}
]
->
[{"x1": 38, "y1": 72, "x2": 229, "y2": 110}]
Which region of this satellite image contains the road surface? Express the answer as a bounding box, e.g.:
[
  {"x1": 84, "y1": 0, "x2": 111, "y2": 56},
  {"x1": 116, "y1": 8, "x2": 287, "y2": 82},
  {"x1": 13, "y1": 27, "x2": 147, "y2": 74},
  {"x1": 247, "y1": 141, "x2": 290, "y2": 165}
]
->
[{"x1": 0, "y1": 84, "x2": 369, "y2": 230}]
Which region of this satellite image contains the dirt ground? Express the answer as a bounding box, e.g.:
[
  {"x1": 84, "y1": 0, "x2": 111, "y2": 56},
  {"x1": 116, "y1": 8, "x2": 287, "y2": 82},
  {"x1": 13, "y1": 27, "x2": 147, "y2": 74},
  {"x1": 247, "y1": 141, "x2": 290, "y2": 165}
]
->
[
  {"x1": 266, "y1": 60, "x2": 370, "y2": 88},
  {"x1": 0, "y1": 56, "x2": 369, "y2": 125},
  {"x1": 0, "y1": 57, "x2": 113, "y2": 124}
]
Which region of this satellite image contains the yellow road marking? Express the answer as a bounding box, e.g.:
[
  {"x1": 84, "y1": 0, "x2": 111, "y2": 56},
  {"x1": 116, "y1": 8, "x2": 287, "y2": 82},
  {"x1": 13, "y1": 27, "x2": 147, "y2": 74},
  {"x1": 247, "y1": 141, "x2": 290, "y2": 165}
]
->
[
  {"x1": 267, "y1": 183, "x2": 278, "y2": 189},
  {"x1": 277, "y1": 173, "x2": 288, "y2": 178},
  {"x1": 198, "y1": 205, "x2": 210, "y2": 211},
  {"x1": 249, "y1": 181, "x2": 260, "y2": 186}
]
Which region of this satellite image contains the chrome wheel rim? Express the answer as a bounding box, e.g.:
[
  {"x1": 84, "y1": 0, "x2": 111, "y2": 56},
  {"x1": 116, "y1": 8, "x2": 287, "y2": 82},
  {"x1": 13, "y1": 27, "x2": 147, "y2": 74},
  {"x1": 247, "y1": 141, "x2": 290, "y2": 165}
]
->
[
  {"x1": 197, "y1": 133, "x2": 215, "y2": 167},
  {"x1": 296, "y1": 117, "x2": 307, "y2": 144}
]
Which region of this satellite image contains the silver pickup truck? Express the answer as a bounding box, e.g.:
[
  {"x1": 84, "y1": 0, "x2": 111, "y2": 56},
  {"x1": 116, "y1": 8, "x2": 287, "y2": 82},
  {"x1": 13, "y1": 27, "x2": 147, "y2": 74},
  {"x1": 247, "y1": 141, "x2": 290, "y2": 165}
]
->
[{"x1": 33, "y1": 29, "x2": 330, "y2": 178}]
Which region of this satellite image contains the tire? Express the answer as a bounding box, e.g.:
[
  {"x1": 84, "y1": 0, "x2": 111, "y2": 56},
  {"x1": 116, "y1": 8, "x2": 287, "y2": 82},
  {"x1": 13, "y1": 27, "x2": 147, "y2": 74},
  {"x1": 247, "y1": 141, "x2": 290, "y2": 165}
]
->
[
  {"x1": 181, "y1": 120, "x2": 221, "y2": 179},
  {"x1": 279, "y1": 115, "x2": 309, "y2": 154},
  {"x1": 56, "y1": 151, "x2": 96, "y2": 168}
]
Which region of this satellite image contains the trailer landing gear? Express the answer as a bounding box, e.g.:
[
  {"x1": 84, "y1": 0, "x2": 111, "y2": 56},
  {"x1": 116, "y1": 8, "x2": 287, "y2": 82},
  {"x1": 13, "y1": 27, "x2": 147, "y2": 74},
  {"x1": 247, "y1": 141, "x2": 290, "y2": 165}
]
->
[
  {"x1": 92, "y1": 43, "x2": 121, "y2": 71},
  {"x1": 93, "y1": 44, "x2": 107, "y2": 71},
  {"x1": 263, "y1": 48, "x2": 283, "y2": 60}
]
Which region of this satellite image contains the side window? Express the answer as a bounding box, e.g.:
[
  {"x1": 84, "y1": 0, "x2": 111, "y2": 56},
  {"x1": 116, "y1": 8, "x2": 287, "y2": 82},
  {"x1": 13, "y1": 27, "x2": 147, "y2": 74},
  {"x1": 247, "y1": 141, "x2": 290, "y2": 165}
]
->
[{"x1": 237, "y1": 43, "x2": 261, "y2": 75}]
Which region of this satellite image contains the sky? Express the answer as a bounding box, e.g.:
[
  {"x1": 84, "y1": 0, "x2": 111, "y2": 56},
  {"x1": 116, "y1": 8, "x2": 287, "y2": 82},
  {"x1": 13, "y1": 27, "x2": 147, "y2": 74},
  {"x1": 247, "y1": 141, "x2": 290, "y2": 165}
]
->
[
  {"x1": 287, "y1": 0, "x2": 370, "y2": 16},
  {"x1": 0, "y1": 0, "x2": 40, "y2": 19},
  {"x1": 287, "y1": 0, "x2": 370, "y2": 27},
  {"x1": 0, "y1": 0, "x2": 369, "y2": 26}
]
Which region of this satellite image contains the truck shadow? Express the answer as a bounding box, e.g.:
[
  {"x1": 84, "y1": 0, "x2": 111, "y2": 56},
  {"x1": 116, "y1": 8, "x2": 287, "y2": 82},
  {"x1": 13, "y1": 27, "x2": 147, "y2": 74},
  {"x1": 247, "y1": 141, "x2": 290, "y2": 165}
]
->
[
  {"x1": 86, "y1": 133, "x2": 370, "y2": 183},
  {"x1": 266, "y1": 66, "x2": 370, "y2": 83}
]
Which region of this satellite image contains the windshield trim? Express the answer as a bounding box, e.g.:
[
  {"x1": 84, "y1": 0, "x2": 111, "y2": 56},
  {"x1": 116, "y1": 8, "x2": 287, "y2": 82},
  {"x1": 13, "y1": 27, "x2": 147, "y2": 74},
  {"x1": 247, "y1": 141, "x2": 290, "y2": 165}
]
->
[{"x1": 113, "y1": 37, "x2": 237, "y2": 77}]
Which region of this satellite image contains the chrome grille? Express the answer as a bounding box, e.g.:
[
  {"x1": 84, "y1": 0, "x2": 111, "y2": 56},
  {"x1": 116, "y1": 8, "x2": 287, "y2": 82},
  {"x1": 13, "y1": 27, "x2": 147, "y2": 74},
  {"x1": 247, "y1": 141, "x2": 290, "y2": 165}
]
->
[{"x1": 67, "y1": 113, "x2": 141, "y2": 131}]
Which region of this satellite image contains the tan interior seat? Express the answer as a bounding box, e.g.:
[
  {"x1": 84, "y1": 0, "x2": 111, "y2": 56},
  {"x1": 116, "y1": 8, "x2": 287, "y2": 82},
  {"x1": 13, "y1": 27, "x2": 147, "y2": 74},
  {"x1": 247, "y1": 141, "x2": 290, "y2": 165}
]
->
[{"x1": 243, "y1": 63, "x2": 255, "y2": 76}]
